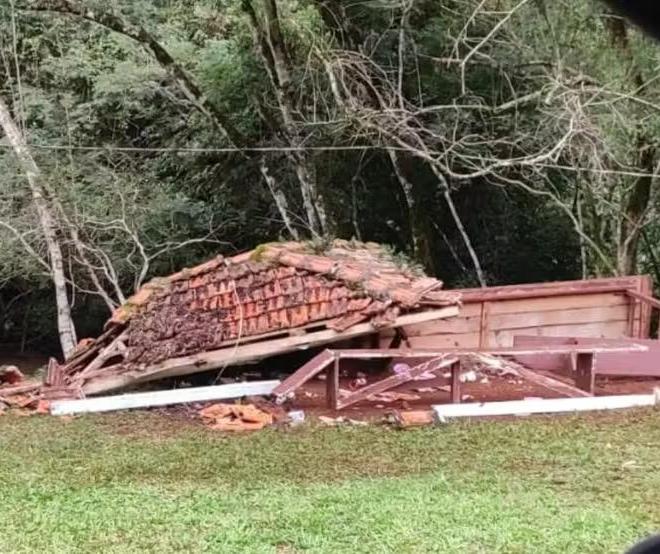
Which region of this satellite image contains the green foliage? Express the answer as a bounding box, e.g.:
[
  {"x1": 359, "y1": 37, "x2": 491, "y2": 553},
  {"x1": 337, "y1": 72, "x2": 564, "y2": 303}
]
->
[
  {"x1": 1, "y1": 0, "x2": 658, "y2": 348},
  {"x1": 1, "y1": 411, "x2": 660, "y2": 552}
]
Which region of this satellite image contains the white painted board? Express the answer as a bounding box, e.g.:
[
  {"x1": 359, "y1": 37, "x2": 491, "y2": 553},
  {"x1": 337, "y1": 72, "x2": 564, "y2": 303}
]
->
[
  {"x1": 433, "y1": 391, "x2": 659, "y2": 420},
  {"x1": 50, "y1": 380, "x2": 280, "y2": 416}
]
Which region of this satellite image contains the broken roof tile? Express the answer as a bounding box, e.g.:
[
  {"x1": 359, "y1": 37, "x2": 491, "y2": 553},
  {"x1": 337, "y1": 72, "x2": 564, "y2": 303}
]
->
[{"x1": 89, "y1": 240, "x2": 460, "y2": 368}]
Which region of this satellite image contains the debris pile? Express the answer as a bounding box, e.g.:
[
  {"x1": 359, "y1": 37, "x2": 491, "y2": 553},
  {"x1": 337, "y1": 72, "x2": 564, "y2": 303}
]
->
[
  {"x1": 0, "y1": 365, "x2": 42, "y2": 414},
  {"x1": 45, "y1": 240, "x2": 460, "y2": 398}
]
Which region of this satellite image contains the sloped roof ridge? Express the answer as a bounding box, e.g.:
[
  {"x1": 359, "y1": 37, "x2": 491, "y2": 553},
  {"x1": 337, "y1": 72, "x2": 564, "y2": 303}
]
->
[{"x1": 107, "y1": 239, "x2": 453, "y2": 327}]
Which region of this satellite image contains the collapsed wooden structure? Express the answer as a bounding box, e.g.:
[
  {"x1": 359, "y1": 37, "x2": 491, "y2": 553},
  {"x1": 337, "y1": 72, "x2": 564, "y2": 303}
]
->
[
  {"x1": 39, "y1": 235, "x2": 660, "y2": 415},
  {"x1": 381, "y1": 275, "x2": 654, "y2": 349},
  {"x1": 273, "y1": 343, "x2": 647, "y2": 410},
  {"x1": 44, "y1": 240, "x2": 460, "y2": 398},
  {"x1": 271, "y1": 274, "x2": 660, "y2": 413}
]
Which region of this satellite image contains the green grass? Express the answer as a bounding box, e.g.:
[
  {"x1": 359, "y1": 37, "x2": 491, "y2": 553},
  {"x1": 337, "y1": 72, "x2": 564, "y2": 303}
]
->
[{"x1": 2, "y1": 410, "x2": 660, "y2": 553}]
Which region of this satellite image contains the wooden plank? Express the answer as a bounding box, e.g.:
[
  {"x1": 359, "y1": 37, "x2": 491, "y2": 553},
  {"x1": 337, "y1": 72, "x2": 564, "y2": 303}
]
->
[
  {"x1": 463, "y1": 284, "x2": 631, "y2": 303},
  {"x1": 407, "y1": 333, "x2": 481, "y2": 349},
  {"x1": 489, "y1": 320, "x2": 630, "y2": 347},
  {"x1": 514, "y1": 335, "x2": 660, "y2": 377},
  {"x1": 62, "y1": 325, "x2": 120, "y2": 368},
  {"x1": 380, "y1": 304, "x2": 480, "y2": 339},
  {"x1": 450, "y1": 360, "x2": 461, "y2": 404},
  {"x1": 50, "y1": 380, "x2": 281, "y2": 416},
  {"x1": 627, "y1": 291, "x2": 636, "y2": 337},
  {"x1": 83, "y1": 306, "x2": 459, "y2": 395},
  {"x1": 45, "y1": 358, "x2": 63, "y2": 387},
  {"x1": 432, "y1": 392, "x2": 660, "y2": 420},
  {"x1": 489, "y1": 305, "x2": 628, "y2": 331},
  {"x1": 397, "y1": 303, "x2": 628, "y2": 340},
  {"x1": 272, "y1": 350, "x2": 335, "y2": 397},
  {"x1": 514, "y1": 365, "x2": 591, "y2": 398},
  {"x1": 627, "y1": 289, "x2": 660, "y2": 311},
  {"x1": 0, "y1": 383, "x2": 41, "y2": 397},
  {"x1": 407, "y1": 319, "x2": 630, "y2": 349},
  {"x1": 398, "y1": 315, "x2": 481, "y2": 337},
  {"x1": 336, "y1": 356, "x2": 457, "y2": 410},
  {"x1": 512, "y1": 336, "x2": 575, "y2": 372},
  {"x1": 334, "y1": 344, "x2": 646, "y2": 359},
  {"x1": 459, "y1": 276, "x2": 647, "y2": 303},
  {"x1": 486, "y1": 293, "x2": 627, "y2": 316},
  {"x1": 638, "y1": 275, "x2": 654, "y2": 338},
  {"x1": 78, "y1": 331, "x2": 129, "y2": 377}
]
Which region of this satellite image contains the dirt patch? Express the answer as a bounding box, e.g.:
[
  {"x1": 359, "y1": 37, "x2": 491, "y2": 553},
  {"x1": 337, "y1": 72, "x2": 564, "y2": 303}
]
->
[{"x1": 279, "y1": 369, "x2": 660, "y2": 420}]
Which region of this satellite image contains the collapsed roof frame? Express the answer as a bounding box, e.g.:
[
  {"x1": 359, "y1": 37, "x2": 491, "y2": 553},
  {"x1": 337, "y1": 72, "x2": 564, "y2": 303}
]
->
[
  {"x1": 45, "y1": 240, "x2": 462, "y2": 398},
  {"x1": 273, "y1": 344, "x2": 647, "y2": 411}
]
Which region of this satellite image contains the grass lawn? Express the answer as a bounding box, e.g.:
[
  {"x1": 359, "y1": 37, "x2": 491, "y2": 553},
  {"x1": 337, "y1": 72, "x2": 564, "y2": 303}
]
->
[{"x1": 1, "y1": 409, "x2": 660, "y2": 553}]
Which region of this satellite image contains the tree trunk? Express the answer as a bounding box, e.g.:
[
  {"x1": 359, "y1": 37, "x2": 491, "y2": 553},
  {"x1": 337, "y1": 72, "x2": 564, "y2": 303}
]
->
[
  {"x1": 258, "y1": 158, "x2": 300, "y2": 239},
  {"x1": 386, "y1": 149, "x2": 434, "y2": 270},
  {"x1": 604, "y1": 11, "x2": 656, "y2": 276},
  {"x1": 0, "y1": 95, "x2": 77, "y2": 357},
  {"x1": 242, "y1": 0, "x2": 331, "y2": 236},
  {"x1": 617, "y1": 142, "x2": 656, "y2": 275},
  {"x1": 429, "y1": 165, "x2": 487, "y2": 287}
]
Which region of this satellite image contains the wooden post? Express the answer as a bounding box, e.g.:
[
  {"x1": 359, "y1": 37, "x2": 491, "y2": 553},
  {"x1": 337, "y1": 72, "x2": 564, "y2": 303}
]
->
[
  {"x1": 326, "y1": 357, "x2": 339, "y2": 410},
  {"x1": 575, "y1": 352, "x2": 595, "y2": 394},
  {"x1": 450, "y1": 359, "x2": 462, "y2": 404}
]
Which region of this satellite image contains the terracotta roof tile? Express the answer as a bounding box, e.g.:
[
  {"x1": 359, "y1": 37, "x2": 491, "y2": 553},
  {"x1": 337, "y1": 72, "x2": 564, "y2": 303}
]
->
[{"x1": 102, "y1": 240, "x2": 459, "y2": 366}]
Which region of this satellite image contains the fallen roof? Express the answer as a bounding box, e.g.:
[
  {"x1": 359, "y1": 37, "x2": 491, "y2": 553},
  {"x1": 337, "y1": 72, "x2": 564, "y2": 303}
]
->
[{"x1": 47, "y1": 240, "x2": 460, "y2": 396}]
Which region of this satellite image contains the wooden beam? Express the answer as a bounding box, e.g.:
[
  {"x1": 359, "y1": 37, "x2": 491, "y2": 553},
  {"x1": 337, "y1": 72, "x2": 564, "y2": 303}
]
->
[
  {"x1": 433, "y1": 391, "x2": 660, "y2": 420},
  {"x1": 266, "y1": 350, "x2": 335, "y2": 397},
  {"x1": 458, "y1": 276, "x2": 648, "y2": 304},
  {"x1": 333, "y1": 344, "x2": 646, "y2": 359},
  {"x1": 513, "y1": 335, "x2": 660, "y2": 378},
  {"x1": 513, "y1": 366, "x2": 592, "y2": 398},
  {"x1": 627, "y1": 290, "x2": 660, "y2": 311},
  {"x1": 45, "y1": 357, "x2": 63, "y2": 387},
  {"x1": 50, "y1": 380, "x2": 281, "y2": 416},
  {"x1": 0, "y1": 383, "x2": 41, "y2": 397},
  {"x1": 82, "y1": 306, "x2": 459, "y2": 395},
  {"x1": 627, "y1": 292, "x2": 637, "y2": 337},
  {"x1": 336, "y1": 356, "x2": 457, "y2": 410},
  {"x1": 326, "y1": 357, "x2": 340, "y2": 410},
  {"x1": 637, "y1": 275, "x2": 654, "y2": 338},
  {"x1": 62, "y1": 325, "x2": 120, "y2": 368},
  {"x1": 78, "y1": 331, "x2": 128, "y2": 377}
]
